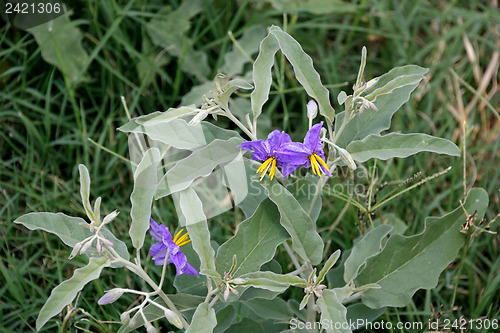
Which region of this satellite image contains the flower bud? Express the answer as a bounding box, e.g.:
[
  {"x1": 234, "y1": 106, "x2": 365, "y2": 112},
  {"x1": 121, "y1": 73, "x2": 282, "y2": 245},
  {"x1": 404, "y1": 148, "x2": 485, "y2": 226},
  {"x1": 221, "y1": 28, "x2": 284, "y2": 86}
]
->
[
  {"x1": 145, "y1": 322, "x2": 157, "y2": 333},
  {"x1": 69, "y1": 242, "x2": 83, "y2": 259},
  {"x1": 102, "y1": 210, "x2": 119, "y2": 225},
  {"x1": 224, "y1": 286, "x2": 230, "y2": 301},
  {"x1": 164, "y1": 309, "x2": 183, "y2": 329},
  {"x1": 100, "y1": 238, "x2": 114, "y2": 248},
  {"x1": 189, "y1": 109, "x2": 209, "y2": 126},
  {"x1": 79, "y1": 239, "x2": 93, "y2": 254},
  {"x1": 230, "y1": 278, "x2": 247, "y2": 285},
  {"x1": 98, "y1": 288, "x2": 124, "y2": 305},
  {"x1": 307, "y1": 100, "x2": 318, "y2": 120},
  {"x1": 338, "y1": 147, "x2": 357, "y2": 170}
]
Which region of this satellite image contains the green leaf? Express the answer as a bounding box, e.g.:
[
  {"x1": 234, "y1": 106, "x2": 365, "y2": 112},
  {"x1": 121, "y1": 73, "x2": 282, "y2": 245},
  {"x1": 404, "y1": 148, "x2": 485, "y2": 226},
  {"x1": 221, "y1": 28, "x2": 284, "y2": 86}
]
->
[
  {"x1": 362, "y1": 65, "x2": 429, "y2": 97},
  {"x1": 251, "y1": 32, "x2": 280, "y2": 119},
  {"x1": 118, "y1": 118, "x2": 241, "y2": 150},
  {"x1": 334, "y1": 65, "x2": 428, "y2": 147},
  {"x1": 261, "y1": 180, "x2": 324, "y2": 265},
  {"x1": 156, "y1": 137, "x2": 243, "y2": 199},
  {"x1": 134, "y1": 105, "x2": 198, "y2": 126},
  {"x1": 222, "y1": 25, "x2": 267, "y2": 77},
  {"x1": 129, "y1": 148, "x2": 161, "y2": 249},
  {"x1": 27, "y1": 13, "x2": 89, "y2": 85},
  {"x1": 245, "y1": 297, "x2": 293, "y2": 321},
  {"x1": 355, "y1": 188, "x2": 489, "y2": 308},
  {"x1": 179, "y1": 188, "x2": 216, "y2": 272},
  {"x1": 347, "y1": 133, "x2": 460, "y2": 162},
  {"x1": 318, "y1": 249, "x2": 341, "y2": 284},
  {"x1": 146, "y1": 1, "x2": 208, "y2": 81},
  {"x1": 225, "y1": 318, "x2": 264, "y2": 333},
  {"x1": 346, "y1": 303, "x2": 385, "y2": 330},
  {"x1": 36, "y1": 257, "x2": 109, "y2": 330},
  {"x1": 343, "y1": 225, "x2": 393, "y2": 283},
  {"x1": 239, "y1": 271, "x2": 307, "y2": 292},
  {"x1": 214, "y1": 305, "x2": 236, "y2": 333},
  {"x1": 287, "y1": 177, "x2": 322, "y2": 223},
  {"x1": 78, "y1": 164, "x2": 93, "y2": 221},
  {"x1": 269, "y1": 0, "x2": 357, "y2": 14},
  {"x1": 181, "y1": 81, "x2": 215, "y2": 106},
  {"x1": 317, "y1": 289, "x2": 351, "y2": 333},
  {"x1": 13, "y1": 213, "x2": 129, "y2": 265},
  {"x1": 220, "y1": 78, "x2": 253, "y2": 104},
  {"x1": 215, "y1": 199, "x2": 288, "y2": 276},
  {"x1": 268, "y1": 26, "x2": 335, "y2": 122},
  {"x1": 185, "y1": 303, "x2": 217, "y2": 333}
]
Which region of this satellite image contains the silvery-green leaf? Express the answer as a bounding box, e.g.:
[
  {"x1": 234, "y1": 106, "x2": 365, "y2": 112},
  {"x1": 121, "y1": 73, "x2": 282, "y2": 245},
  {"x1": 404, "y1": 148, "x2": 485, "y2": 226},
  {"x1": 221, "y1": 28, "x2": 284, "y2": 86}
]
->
[
  {"x1": 200, "y1": 269, "x2": 222, "y2": 282},
  {"x1": 361, "y1": 65, "x2": 429, "y2": 97},
  {"x1": 334, "y1": 65, "x2": 428, "y2": 147},
  {"x1": 134, "y1": 105, "x2": 198, "y2": 126},
  {"x1": 118, "y1": 118, "x2": 241, "y2": 150},
  {"x1": 261, "y1": 180, "x2": 324, "y2": 265},
  {"x1": 238, "y1": 271, "x2": 307, "y2": 292},
  {"x1": 225, "y1": 318, "x2": 264, "y2": 333},
  {"x1": 346, "y1": 303, "x2": 386, "y2": 330},
  {"x1": 179, "y1": 188, "x2": 216, "y2": 271},
  {"x1": 129, "y1": 148, "x2": 161, "y2": 249},
  {"x1": 14, "y1": 212, "x2": 129, "y2": 265},
  {"x1": 245, "y1": 297, "x2": 293, "y2": 321},
  {"x1": 156, "y1": 137, "x2": 243, "y2": 199},
  {"x1": 337, "y1": 91, "x2": 348, "y2": 105},
  {"x1": 215, "y1": 199, "x2": 288, "y2": 277},
  {"x1": 185, "y1": 303, "x2": 217, "y2": 333},
  {"x1": 36, "y1": 257, "x2": 110, "y2": 330},
  {"x1": 318, "y1": 249, "x2": 341, "y2": 284},
  {"x1": 251, "y1": 32, "x2": 280, "y2": 119},
  {"x1": 78, "y1": 164, "x2": 93, "y2": 221},
  {"x1": 287, "y1": 177, "x2": 322, "y2": 223},
  {"x1": 268, "y1": 26, "x2": 335, "y2": 122},
  {"x1": 373, "y1": 214, "x2": 408, "y2": 235},
  {"x1": 222, "y1": 25, "x2": 267, "y2": 77},
  {"x1": 347, "y1": 133, "x2": 460, "y2": 162},
  {"x1": 214, "y1": 305, "x2": 236, "y2": 333},
  {"x1": 355, "y1": 188, "x2": 488, "y2": 308},
  {"x1": 27, "y1": 13, "x2": 89, "y2": 84},
  {"x1": 181, "y1": 81, "x2": 215, "y2": 107},
  {"x1": 317, "y1": 289, "x2": 351, "y2": 333},
  {"x1": 343, "y1": 225, "x2": 393, "y2": 283},
  {"x1": 220, "y1": 78, "x2": 253, "y2": 103}
]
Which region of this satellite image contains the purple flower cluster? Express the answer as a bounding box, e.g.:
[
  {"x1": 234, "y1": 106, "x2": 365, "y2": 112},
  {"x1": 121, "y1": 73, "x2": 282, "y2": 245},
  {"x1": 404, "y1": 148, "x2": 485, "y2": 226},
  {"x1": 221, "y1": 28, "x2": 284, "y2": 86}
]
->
[{"x1": 239, "y1": 122, "x2": 331, "y2": 180}]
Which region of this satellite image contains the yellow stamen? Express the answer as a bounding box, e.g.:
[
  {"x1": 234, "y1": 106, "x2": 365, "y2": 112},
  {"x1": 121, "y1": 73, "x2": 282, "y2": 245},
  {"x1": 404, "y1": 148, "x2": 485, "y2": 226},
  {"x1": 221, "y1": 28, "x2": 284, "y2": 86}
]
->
[
  {"x1": 256, "y1": 156, "x2": 276, "y2": 180},
  {"x1": 314, "y1": 153, "x2": 330, "y2": 174},
  {"x1": 269, "y1": 158, "x2": 277, "y2": 180},
  {"x1": 173, "y1": 229, "x2": 191, "y2": 247},
  {"x1": 256, "y1": 157, "x2": 273, "y2": 174},
  {"x1": 173, "y1": 229, "x2": 184, "y2": 243},
  {"x1": 309, "y1": 155, "x2": 318, "y2": 176}
]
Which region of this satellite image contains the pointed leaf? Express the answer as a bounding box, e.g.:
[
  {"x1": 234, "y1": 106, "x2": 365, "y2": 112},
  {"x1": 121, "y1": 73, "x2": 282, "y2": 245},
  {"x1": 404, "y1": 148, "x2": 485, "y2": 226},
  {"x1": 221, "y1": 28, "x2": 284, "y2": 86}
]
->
[
  {"x1": 317, "y1": 289, "x2": 351, "y2": 333},
  {"x1": 343, "y1": 225, "x2": 393, "y2": 283},
  {"x1": 156, "y1": 137, "x2": 243, "y2": 199},
  {"x1": 334, "y1": 65, "x2": 428, "y2": 147},
  {"x1": 118, "y1": 118, "x2": 241, "y2": 150},
  {"x1": 261, "y1": 180, "x2": 324, "y2": 265},
  {"x1": 185, "y1": 303, "x2": 217, "y2": 333},
  {"x1": 179, "y1": 188, "x2": 216, "y2": 271},
  {"x1": 134, "y1": 105, "x2": 198, "y2": 126},
  {"x1": 36, "y1": 257, "x2": 110, "y2": 330},
  {"x1": 14, "y1": 212, "x2": 129, "y2": 264},
  {"x1": 239, "y1": 271, "x2": 307, "y2": 292},
  {"x1": 355, "y1": 188, "x2": 488, "y2": 308},
  {"x1": 318, "y1": 249, "x2": 341, "y2": 284},
  {"x1": 78, "y1": 164, "x2": 93, "y2": 220},
  {"x1": 347, "y1": 133, "x2": 460, "y2": 162},
  {"x1": 268, "y1": 26, "x2": 335, "y2": 121},
  {"x1": 251, "y1": 32, "x2": 280, "y2": 119},
  {"x1": 215, "y1": 199, "x2": 288, "y2": 276},
  {"x1": 129, "y1": 148, "x2": 161, "y2": 249}
]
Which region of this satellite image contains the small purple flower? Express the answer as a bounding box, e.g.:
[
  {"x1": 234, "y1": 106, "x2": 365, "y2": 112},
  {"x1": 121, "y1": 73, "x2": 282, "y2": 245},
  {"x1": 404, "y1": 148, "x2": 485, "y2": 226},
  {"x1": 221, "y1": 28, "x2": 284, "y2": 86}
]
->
[
  {"x1": 239, "y1": 130, "x2": 292, "y2": 180},
  {"x1": 277, "y1": 122, "x2": 331, "y2": 177},
  {"x1": 149, "y1": 218, "x2": 198, "y2": 277}
]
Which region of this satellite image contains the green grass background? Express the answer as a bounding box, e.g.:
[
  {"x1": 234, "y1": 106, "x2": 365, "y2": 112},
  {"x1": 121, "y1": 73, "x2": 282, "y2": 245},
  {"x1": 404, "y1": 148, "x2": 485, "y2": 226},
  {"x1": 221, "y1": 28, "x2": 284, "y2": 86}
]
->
[{"x1": 1, "y1": 0, "x2": 499, "y2": 332}]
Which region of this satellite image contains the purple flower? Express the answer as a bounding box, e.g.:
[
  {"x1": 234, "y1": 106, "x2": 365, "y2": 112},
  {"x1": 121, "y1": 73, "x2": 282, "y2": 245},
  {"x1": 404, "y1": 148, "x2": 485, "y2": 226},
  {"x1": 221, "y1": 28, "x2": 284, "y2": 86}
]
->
[
  {"x1": 149, "y1": 218, "x2": 199, "y2": 277},
  {"x1": 239, "y1": 130, "x2": 292, "y2": 180},
  {"x1": 277, "y1": 122, "x2": 331, "y2": 177}
]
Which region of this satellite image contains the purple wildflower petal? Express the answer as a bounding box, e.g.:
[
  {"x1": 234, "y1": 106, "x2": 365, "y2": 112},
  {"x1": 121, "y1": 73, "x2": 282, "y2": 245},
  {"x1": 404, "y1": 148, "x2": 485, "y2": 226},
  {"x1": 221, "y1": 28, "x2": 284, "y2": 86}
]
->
[
  {"x1": 281, "y1": 163, "x2": 302, "y2": 178},
  {"x1": 267, "y1": 130, "x2": 292, "y2": 151},
  {"x1": 149, "y1": 218, "x2": 165, "y2": 242},
  {"x1": 304, "y1": 122, "x2": 323, "y2": 153},
  {"x1": 277, "y1": 142, "x2": 310, "y2": 165}
]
